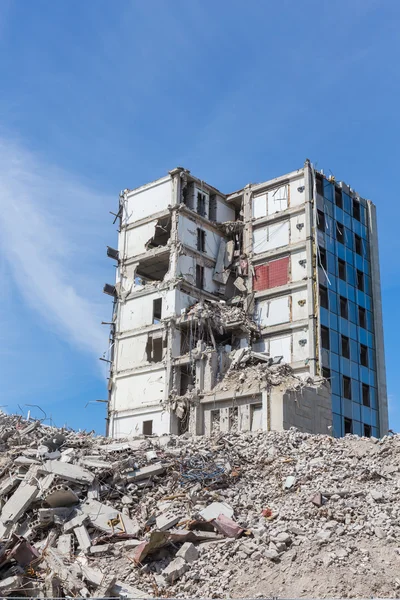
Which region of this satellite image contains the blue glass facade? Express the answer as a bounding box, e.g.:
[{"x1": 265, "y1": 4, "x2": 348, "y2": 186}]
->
[{"x1": 316, "y1": 177, "x2": 379, "y2": 437}]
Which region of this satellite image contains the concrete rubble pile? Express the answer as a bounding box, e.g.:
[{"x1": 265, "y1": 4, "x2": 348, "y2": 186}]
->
[{"x1": 1, "y1": 413, "x2": 400, "y2": 598}]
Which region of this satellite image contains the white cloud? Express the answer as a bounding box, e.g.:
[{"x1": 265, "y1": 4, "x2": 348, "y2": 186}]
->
[{"x1": 0, "y1": 136, "x2": 112, "y2": 356}]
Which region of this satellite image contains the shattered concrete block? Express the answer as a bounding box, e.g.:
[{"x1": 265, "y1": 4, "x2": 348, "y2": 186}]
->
[
  {"x1": 309, "y1": 492, "x2": 324, "y2": 507},
  {"x1": 40, "y1": 460, "x2": 94, "y2": 484},
  {"x1": 63, "y1": 512, "x2": 89, "y2": 533},
  {"x1": 125, "y1": 463, "x2": 165, "y2": 481},
  {"x1": 90, "y1": 544, "x2": 111, "y2": 555},
  {"x1": 1, "y1": 482, "x2": 38, "y2": 524},
  {"x1": 162, "y1": 556, "x2": 189, "y2": 583},
  {"x1": 57, "y1": 533, "x2": 73, "y2": 556},
  {"x1": 200, "y1": 501, "x2": 233, "y2": 521},
  {"x1": 176, "y1": 542, "x2": 199, "y2": 563},
  {"x1": 0, "y1": 575, "x2": 23, "y2": 592},
  {"x1": 96, "y1": 572, "x2": 117, "y2": 597},
  {"x1": 45, "y1": 484, "x2": 79, "y2": 508},
  {"x1": 74, "y1": 524, "x2": 92, "y2": 552},
  {"x1": 80, "y1": 457, "x2": 111, "y2": 470},
  {"x1": 156, "y1": 513, "x2": 180, "y2": 531}
]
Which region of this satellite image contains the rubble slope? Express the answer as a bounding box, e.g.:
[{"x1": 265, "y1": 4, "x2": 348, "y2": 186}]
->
[{"x1": 0, "y1": 413, "x2": 399, "y2": 597}]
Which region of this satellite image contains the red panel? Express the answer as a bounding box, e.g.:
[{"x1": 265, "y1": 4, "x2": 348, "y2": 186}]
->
[
  {"x1": 253, "y1": 257, "x2": 289, "y2": 291},
  {"x1": 268, "y1": 256, "x2": 289, "y2": 288},
  {"x1": 253, "y1": 265, "x2": 269, "y2": 291}
]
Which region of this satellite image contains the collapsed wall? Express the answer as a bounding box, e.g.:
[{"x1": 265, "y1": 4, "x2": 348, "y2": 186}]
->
[
  {"x1": 168, "y1": 298, "x2": 332, "y2": 436},
  {"x1": 1, "y1": 412, "x2": 396, "y2": 598}
]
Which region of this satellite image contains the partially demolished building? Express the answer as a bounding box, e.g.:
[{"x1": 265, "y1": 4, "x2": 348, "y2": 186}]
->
[{"x1": 104, "y1": 160, "x2": 388, "y2": 439}]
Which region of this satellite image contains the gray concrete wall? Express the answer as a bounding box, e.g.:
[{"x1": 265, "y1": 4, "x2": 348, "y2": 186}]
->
[
  {"x1": 270, "y1": 384, "x2": 332, "y2": 435},
  {"x1": 282, "y1": 385, "x2": 332, "y2": 434},
  {"x1": 367, "y1": 201, "x2": 389, "y2": 436}
]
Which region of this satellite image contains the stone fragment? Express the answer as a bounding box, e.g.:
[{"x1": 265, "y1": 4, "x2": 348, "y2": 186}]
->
[
  {"x1": 156, "y1": 513, "x2": 180, "y2": 531},
  {"x1": 162, "y1": 557, "x2": 189, "y2": 582},
  {"x1": 200, "y1": 501, "x2": 233, "y2": 521},
  {"x1": 176, "y1": 542, "x2": 199, "y2": 563}
]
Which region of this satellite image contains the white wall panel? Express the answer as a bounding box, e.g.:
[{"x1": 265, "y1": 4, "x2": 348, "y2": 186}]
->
[
  {"x1": 116, "y1": 335, "x2": 148, "y2": 371},
  {"x1": 111, "y1": 370, "x2": 166, "y2": 412},
  {"x1": 268, "y1": 185, "x2": 288, "y2": 214},
  {"x1": 123, "y1": 179, "x2": 171, "y2": 225},
  {"x1": 253, "y1": 194, "x2": 267, "y2": 219},
  {"x1": 269, "y1": 335, "x2": 291, "y2": 363},
  {"x1": 257, "y1": 297, "x2": 290, "y2": 327},
  {"x1": 122, "y1": 222, "x2": 156, "y2": 258},
  {"x1": 290, "y1": 214, "x2": 306, "y2": 243},
  {"x1": 292, "y1": 330, "x2": 309, "y2": 362},
  {"x1": 290, "y1": 177, "x2": 306, "y2": 206},
  {"x1": 291, "y1": 250, "x2": 307, "y2": 282},
  {"x1": 291, "y1": 291, "x2": 308, "y2": 321},
  {"x1": 112, "y1": 410, "x2": 169, "y2": 438},
  {"x1": 253, "y1": 221, "x2": 289, "y2": 254}
]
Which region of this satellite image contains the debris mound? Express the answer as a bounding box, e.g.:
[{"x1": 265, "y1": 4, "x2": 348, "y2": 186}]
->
[{"x1": 0, "y1": 411, "x2": 399, "y2": 598}]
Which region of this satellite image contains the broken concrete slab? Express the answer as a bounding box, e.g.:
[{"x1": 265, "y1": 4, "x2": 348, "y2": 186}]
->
[
  {"x1": 124, "y1": 462, "x2": 165, "y2": 481},
  {"x1": 176, "y1": 542, "x2": 199, "y2": 563},
  {"x1": 63, "y1": 511, "x2": 89, "y2": 533},
  {"x1": 1, "y1": 482, "x2": 38, "y2": 524},
  {"x1": 40, "y1": 460, "x2": 94, "y2": 485},
  {"x1": 156, "y1": 513, "x2": 180, "y2": 531},
  {"x1": 162, "y1": 556, "x2": 189, "y2": 582},
  {"x1": 74, "y1": 524, "x2": 92, "y2": 552},
  {"x1": 81, "y1": 499, "x2": 140, "y2": 535},
  {"x1": 200, "y1": 501, "x2": 233, "y2": 521}
]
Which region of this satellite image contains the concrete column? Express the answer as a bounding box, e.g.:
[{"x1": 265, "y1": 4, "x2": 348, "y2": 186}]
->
[
  {"x1": 239, "y1": 404, "x2": 250, "y2": 431},
  {"x1": 304, "y1": 159, "x2": 317, "y2": 376},
  {"x1": 220, "y1": 408, "x2": 230, "y2": 432},
  {"x1": 367, "y1": 201, "x2": 388, "y2": 435},
  {"x1": 242, "y1": 185, "x2": 253, "y2": 292},
  {"x1": 269, "y1": 388, "x2": 284, "y2": 431}
]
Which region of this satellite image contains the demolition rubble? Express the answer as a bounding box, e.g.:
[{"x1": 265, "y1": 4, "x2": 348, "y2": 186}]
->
[{"x1": 1, "y1": 413, "x2": 400, "y2": 598}]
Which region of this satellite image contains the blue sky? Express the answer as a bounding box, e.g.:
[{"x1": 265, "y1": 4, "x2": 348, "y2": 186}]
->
[{"x1": 1, "y1": 0, "x2": 399, "y2": 433}]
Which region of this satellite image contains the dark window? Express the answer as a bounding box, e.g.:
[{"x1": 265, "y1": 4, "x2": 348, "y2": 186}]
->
[
  {"x1": 321, "y1": 326, "x2": 330, "y2": 350},
  {"x1": 338, "y1": 258, "x2": 346, "y2": 281},
  {"x1": 356, "y1": 269, "x2": 364, "y2": 291},
  {"x1": 319, "y1": 247, "x2": 327, "y2": 269},
  {"x1": 316, "y1": 174, "x2": 324, "y2": 196},
  {"x1": 359, "y1": 306, "x2": 366, "y2": 329},
  {"x1": 343, "y1": 376, "x2": 352, "y2": 399},
  {"x1": 344, "y1": 417, "x2": 353, "y2": 434},
  {"x1": 319, "y1": 285, "x2": 329, "y2": 309},
  {"x1": 152, "y1": 298, "x2": 162, "y2": 324},
  {"x1": 360, "y1": 344, "x2": 368, "y2": 367},
  {"x1": 146, "y1": 336, "x2": 163, "y2": 362},
  {"x1": 197, "y1": 192, "x2": 206, "y2": 217},
  {"x1": 355, "y1": 234, "x2": 362, "y2": 255},
  {"x1": 142, "y1": 420, "x2": 153, "y2": 436},
  {"x1": 340, "y1": 296, "x2": 348, "y2": 319},
  {"x1": 336, "y1": 222, "x2": 344, "y2": 244},
  {"x1": 196, "y1": 264, "x2": 204, "y2": 289},
  {"x1": 197, "y1": 228, "x2": 206, "y2": 252},
  {"x1": 362, "y1": 383, "x2": 370, "y2": 407},
  {"x1": 322, "y1": 367, "x2": 331, "y2": 380},
  {"x1": 209, "y1": 194, "x2": 217, "y2": 221},
  {"x1": 364, "y1": 424, "x2": 372, "y2": 438},
  {"x1": 317, "y1": 210, "x2": 325, "y2": 232},
  {"x1": 353, "y1": 199, "x2": 361, "y2": 221},
  {"x1": 341, "y1": 335, "x2": 350, "y2": 359},
  {"x1": 335, "y1": 187, "x2": 343, "y2": 208}
]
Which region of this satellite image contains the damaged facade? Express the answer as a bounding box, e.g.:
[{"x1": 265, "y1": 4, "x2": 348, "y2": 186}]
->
[{"x1": 105, "y1": 160, "x2": 388, "y2": 439}]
